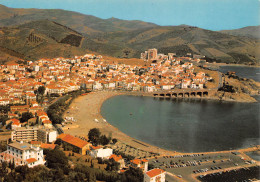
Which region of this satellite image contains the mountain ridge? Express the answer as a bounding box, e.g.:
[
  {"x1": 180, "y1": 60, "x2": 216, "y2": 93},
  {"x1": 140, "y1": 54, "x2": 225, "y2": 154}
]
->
[
  {"x1": 219, "y1": 25, "x2": 260, "y2": 39},
  {"x1": 0, "y1": 4, "x2": 259, "y2": 64}
]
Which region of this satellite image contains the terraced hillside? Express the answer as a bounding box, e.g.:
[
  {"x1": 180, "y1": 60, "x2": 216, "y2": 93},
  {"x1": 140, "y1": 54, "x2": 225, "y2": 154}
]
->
[{"x1": 0, "y1": 4, "x2": 259, "y2": 64}]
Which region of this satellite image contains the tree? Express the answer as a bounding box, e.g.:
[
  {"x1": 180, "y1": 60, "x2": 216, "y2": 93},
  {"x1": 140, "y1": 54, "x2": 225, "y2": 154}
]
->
[
  {"x1": 100, "y1": 135, "x2": 110, "y2": 146},
  {"x1": 88, "y1": 128, "x2": 101, "y2": 145},
  {"x1": 37, "y1": 86, "x2": 46, "y2": 95},
  {"x1": 121, "y1": 167, "x2": 144, "y2": 182},
  {"x1": 55, "y1": 138, "x2": 62, "y2": 146},
  {"x1": 87, "y1": 171, "x2": 96, "y2": 182},
  {"x1": 105, "y1": 159, "x2": 120, "y2": 171},
  {"x1": 112, "y1": 138, "x2": 118, "y2": 144},
  {"x1": 20, "y1": 112, "x2": 33, "y2": 123},
  {"x1": 45, "y1": 149, "x2": 68, "y2": 170},
  {"x1": 15, "y1": 165, "x2": 29, "y2": 180},
  {"x1": 0, "y1": 115, "x2": 8, "y2": 126}
]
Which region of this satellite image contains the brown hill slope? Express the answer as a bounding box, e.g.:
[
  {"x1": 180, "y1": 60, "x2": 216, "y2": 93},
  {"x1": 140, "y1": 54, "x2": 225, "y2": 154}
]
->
[
  {"x1": 89, "y1": 26, "x2": 260, "y2": 64},
  {"x1": 0, "y1": 4, "x2": 157, "y2": 35},
  {"x1": 0, "y1": 20, "x2": 88, "y2": 61},
  {"x1": 0, "y1": 4, "x2": 258, "y2": 64},
  {"x1": 220, "y1": 26, "x2": 260, "y2": 39}
]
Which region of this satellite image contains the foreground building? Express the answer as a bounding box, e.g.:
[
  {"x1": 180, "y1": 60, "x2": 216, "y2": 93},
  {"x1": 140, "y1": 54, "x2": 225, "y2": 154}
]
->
[
  {"x1": 58, "y1": 133, "x2": 91, "y2": 155},
  {"x1": 144, "y1": 168, "x2": 166, "y2": 182},
  {"x1": 0, "y1": 141, "x2": 45, "y2": 168}
]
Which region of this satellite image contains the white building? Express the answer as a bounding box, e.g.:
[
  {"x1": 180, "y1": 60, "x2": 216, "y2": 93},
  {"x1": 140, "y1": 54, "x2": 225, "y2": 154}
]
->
[
  {"x1": 11, "y1": 126, "x2": 57, "y2": 143},
  {"x1": 0, "y1": 141, "x2": 45, "y2": 168},
  {"x1": 144, "y1": 168, "x2": 166, "y2": 182},
  {"x1": 90, "y1": 147, "x2": 113, "y2": 159}
]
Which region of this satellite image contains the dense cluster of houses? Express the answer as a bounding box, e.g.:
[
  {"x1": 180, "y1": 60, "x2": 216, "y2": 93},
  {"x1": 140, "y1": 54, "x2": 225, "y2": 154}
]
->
[
  {"x1": 1, "y1": 51, "x2": 213, "y2": 181},
  {"x1": 0, "y1": 51, "x2": 210, "y2": 107}
]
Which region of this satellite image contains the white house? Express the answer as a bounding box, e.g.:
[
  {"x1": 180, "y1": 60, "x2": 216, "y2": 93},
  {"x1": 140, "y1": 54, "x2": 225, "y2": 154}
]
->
[
  {"x1": 11, "y1": 119, "x2": 21, "y2": 130},
  {"x1": 0, "y1": 141, "x2": 45, "y2": 168},
  {"x1": 144, "y1": 168, "x2": 166, "y2": 182},
  {"x1": 90, "y1": 147, "x2": 113, "y2": 159}
]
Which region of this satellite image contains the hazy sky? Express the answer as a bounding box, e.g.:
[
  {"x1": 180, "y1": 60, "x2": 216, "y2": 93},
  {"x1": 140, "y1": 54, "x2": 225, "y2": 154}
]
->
[{"x1": 0, "y1": 0, "x2": 259, "y2": 30}]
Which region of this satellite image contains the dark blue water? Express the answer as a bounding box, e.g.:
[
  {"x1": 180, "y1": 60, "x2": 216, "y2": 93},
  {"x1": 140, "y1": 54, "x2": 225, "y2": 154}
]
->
[
  {"x1": 101, "y1": 96, "x2": 260, "y2": 153},
  {"x1": 246, "y1": 151, "x2": 260, "y2": 161},
  {"x1": 219, "y1": 66, "x2": 260, "y2": 82}
]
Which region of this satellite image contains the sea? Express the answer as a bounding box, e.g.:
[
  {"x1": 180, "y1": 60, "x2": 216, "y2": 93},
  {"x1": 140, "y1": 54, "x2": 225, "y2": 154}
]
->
[{"x1": 101, "y1": 66, "x2": 260, "y2": 153}]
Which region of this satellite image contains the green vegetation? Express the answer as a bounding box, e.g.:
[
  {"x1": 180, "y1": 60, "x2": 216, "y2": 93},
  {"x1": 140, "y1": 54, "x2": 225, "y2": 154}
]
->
[
  {"x1": 113, "y1": 150, "x2": 135, "y2": 162},
  {"x1": 0, "y1": 5, "x2": 258, "y2": 64},
  {"x1": 0, "y1": 147, "x2": 143, "y2": 182},
  {"x1": 47, "y1": 90, "x2": 88, "y2": 124},
  {"x1": 88, "y1": 128, "x2": 111, "y2": 146},
  {"x1": 218, "y1": 83, "x2": 236, "y2": 93},
  {"x1": 0, "y1": 115, "x2": 8, "y2": 126},
  {"x1": 20, "y1": 112, "x2": 33, "y2": 123},
  {"x1": 44, "y1": 148, "x2": 69, "y2": 170}
]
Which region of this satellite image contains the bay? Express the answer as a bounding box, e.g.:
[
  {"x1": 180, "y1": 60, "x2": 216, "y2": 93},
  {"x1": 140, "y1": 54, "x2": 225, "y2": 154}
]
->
[{"x1": 101, "y1": 95, "x2": 260, "y2": 153}]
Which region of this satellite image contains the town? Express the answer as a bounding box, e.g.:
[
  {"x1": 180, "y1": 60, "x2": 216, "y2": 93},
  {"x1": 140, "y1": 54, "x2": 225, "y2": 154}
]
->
[{"x1": 0, "y1": 49, "x2": 258, "y2": 182}]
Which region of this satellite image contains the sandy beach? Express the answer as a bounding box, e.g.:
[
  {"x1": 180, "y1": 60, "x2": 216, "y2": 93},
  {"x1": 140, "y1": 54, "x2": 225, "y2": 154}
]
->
[
  {"x1": 64, "y1": 91, "x2": 177, "y2": 155},
  {"x1": 63, "y1": 91, "x2": 259, "y2": 158}
]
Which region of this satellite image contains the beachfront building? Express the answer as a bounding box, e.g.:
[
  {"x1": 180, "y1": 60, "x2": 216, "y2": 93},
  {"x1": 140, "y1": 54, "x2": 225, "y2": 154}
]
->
[
  {"x1": 11, "y1": 126, "x2": 38, "y2": 141},
  {"x1": 144, "y1": 168, "x2": 166, "y2": 182},
  {"x1": 0, "y1": 141, "x2": 45, "y2": 168},
  {"x1": 11, "y1": 126, "x2": 57, "y2": 143},
  {"x1": 38, "y1": 128, "x2": 58, "y2": 143},
  {"x1": 58, "y1": 134, "x2": 91, "y2": 155},
  {"x1": 130, "y1": 158, "x2": 148, "y2": 172},
  {"x1": 89, "y1": 146, "x2": 113, "y2": 159}
]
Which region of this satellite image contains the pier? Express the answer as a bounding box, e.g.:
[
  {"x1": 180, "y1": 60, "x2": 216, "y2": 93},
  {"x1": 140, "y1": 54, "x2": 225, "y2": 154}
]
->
[{"x1": 149, "y1": 89, "x2": 216, "y2": 98}]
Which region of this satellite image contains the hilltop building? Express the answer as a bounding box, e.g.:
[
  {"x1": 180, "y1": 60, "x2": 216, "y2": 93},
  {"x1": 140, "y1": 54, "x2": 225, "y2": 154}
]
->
[
  {"x1": 148, "y1": 48, "x2": 158, "y2": 61},
  {"x1": 0, "y1": 141, "x2": 45, "y2": 168},
  {"x1": 141, "y1": 48, "x2": 158, "y2": 61}
]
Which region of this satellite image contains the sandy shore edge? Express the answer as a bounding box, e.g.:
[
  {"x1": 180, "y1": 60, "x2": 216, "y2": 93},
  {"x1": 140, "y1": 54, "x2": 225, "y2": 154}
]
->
[
  {"x1": 64, "y1": 91, "x2": 178, "y2": 155},
  {"x1": 64, "y1": 91, "x2": 259, "y2": 156}
]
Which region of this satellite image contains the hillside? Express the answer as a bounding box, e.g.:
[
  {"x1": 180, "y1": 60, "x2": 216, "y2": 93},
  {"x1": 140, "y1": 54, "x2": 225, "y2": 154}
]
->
[
  {"x1": 0, "y1": 4, "x2": 157, "y2": 35},
  {"x1": 220, "y1": 26, "x2": 260, "y2": 39},
  {"x1": 88, "y1": 26, "x2": 260, "y2": 64},
  {"x1": 0, "y1": 4, "x2": 259, "y2": 64},
  {"x1": 0, "y1": 20, "x2": 88, "y2": 60}
]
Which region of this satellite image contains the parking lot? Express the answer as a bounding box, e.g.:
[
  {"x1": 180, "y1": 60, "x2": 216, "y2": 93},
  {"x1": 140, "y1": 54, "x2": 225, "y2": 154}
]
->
[{"x1": 149, "y1": 152, "x2": 256, "y2": 182}]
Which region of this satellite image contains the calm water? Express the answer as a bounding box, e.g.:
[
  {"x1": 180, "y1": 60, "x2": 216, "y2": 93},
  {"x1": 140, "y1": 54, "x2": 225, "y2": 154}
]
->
[
  {"x1": 246, "y1": 151, "x2": 260, "y2": 161},
  {"x1": 101, "y1": 96, "x2": 260, "y2": 153},
  {"x1": 219, "y1": 66, "x2": 260, "y2": 82}
]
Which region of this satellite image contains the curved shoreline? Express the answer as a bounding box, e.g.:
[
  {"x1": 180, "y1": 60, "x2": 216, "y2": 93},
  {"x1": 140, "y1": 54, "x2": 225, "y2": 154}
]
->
[{"x1": 63, "y1": 91, "x2": 259, "y2": 156}]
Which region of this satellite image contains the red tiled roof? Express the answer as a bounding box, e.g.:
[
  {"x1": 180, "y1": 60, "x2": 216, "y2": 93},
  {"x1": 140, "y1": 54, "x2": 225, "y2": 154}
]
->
[
  {"x1": 40, "y1": 143, "x2": 56, "y2": 150},
  {"x1": 130, "y1": 159, "x2": 141, "y2": 165},
  {"x1": 30, "y1": 141, "x2": 41, "y2": 145},
  {"x1": 58, "y1": 134, "x2": 89, "y2": 148},
  {"x1": 90, "y1": 145, "x2": 102, "y2": 150},
  {"x1": 146, "y1": 168, "x2": 165, "y2": 178},
  {"x1": 43, "y1": 120, "x2": 52, "y2": 124},
  {"x1": 109, "y1": 154, "x2": 122, "y2": 162},
  {"x1": 26, "y1": 158, "x2": 37, "y2": 164},
  {"x1": 11, "y1": 119, "x2": 20, "y2": 126}
]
